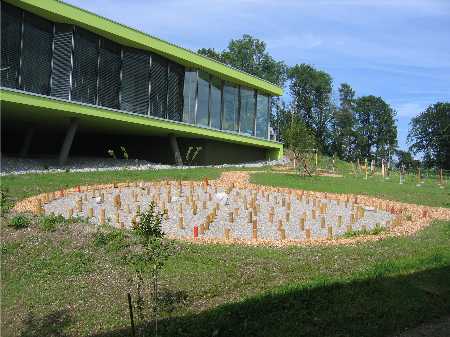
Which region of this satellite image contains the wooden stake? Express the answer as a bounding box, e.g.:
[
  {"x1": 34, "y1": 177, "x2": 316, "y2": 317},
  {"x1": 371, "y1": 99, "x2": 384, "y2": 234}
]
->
[
  {"x1": 320, "y1": 216, "x2": 326, "y2": 228},
  {"x1": 327, "y1": 226, "x2": 333, "y2": 240},
  {"x1": 99, "y1": 208, "x2": 105, "y2": 225},
  {"x1": 337, "y1": 215, "x2": 342, "y2": 227},
  {"x1": 278, "y1": 228, "x2": 286, "y2": 240},
  {"x1": 224, "y1": 228, "x2": 231, "y2": 240},
  {"x1": 88, "y1": 207, "x2": 93, "y2": 218},
  {"x1": 299, "y1": 217, "x2": 305, "y2": 231}
]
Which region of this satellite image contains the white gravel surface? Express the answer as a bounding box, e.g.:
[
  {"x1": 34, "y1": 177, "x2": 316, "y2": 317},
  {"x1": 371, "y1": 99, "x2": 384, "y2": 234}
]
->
[
  {"x1": 43, "y1": 182, "x2": 393, "y2": 241},
  {"x1": 1, "y1": 156, "x2": 288, "y2": 176}
]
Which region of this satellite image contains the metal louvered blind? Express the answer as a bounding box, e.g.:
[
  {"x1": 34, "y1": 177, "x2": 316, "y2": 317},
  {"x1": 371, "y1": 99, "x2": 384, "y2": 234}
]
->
[
  {"x1": 1, "y1": 2, "x2": 22, "y2": 89},
  {"x1": 97, "y1": 39, "x2": 121, "y2": 109},
  {"x1": 149, "y1": 55, "x2": 168, "y2": 118},
  {"x1": 21, "y1": 12, "x2": 53, "y2": 95},
  {"x1": 71, "y1": 28, "x2": 98, "y2": 104},
  {"x1": 50, "y1": 24, "x2": 73, "y2": 100},
  {"x1": 167, "y1": 63, "x2": 184, "y2": 121},
  {"x1": 120, "y1": 48, "x2": 150, "y2": 115}
]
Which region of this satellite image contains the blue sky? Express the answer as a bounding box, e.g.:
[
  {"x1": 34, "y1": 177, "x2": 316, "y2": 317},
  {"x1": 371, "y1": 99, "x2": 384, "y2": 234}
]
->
[{"x1": 66, "y1": 0, "x2": 450, "y2": 151}]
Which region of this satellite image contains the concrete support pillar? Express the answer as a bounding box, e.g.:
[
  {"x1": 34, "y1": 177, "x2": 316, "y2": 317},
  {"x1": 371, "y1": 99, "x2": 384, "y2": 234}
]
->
[
  {"x1": 169, "y1": 134, "x2": 183, "y2": 166},
  {"x1": 58, "y1": 118, "x2": 78, "y2": 166},
  {"x1": 19, "y1": 125, "x2": 35, "y2": 157}
]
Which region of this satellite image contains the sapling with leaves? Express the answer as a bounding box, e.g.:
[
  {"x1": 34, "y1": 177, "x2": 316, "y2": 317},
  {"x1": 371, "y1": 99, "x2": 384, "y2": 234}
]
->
[
  {"x1": 127, "y1": 202, "x2": 176, "y2": 337},
  {"x1": 283, "y1": 118, "x2": 317, "y2": 176}
]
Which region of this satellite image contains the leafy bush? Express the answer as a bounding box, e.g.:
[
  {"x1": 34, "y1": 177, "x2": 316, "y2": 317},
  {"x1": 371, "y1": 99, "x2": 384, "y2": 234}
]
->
[
  {"x1": 0, "y1": 189, "x2": 12, "y2": 216},
  {"x1": 39, "y1": 214, "x2": 66, "y2": 232},
  {"x1": 133, "y1": 202, "x2": 165, "y2": 242},
  {"x1": 343, "y1": 225, "x2": 387, "y2": 238},
  {"x1": 9, "y1": 214, "x2": 31, "y2": 229},
  {"x1": 93, "y1": 229, "x2": 128, "y2": 253}
]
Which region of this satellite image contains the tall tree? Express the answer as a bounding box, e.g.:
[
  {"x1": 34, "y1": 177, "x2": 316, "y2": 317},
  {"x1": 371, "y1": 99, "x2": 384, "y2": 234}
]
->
[
  {"x1": 331, "y1": 83, "x2": 356, "y2": 160},
  {"x1": 198, "y1": 34, "x2": 287, "y2": 87},
  {"x1": 353, "y1": 95, "x2": 397, "y2": 160},
  {"x1": 408, "y1": 102, "x2": 450, "y2": 169},
  {"x1": 287, "y1": 64, "x2": 333, "y2": 152}
]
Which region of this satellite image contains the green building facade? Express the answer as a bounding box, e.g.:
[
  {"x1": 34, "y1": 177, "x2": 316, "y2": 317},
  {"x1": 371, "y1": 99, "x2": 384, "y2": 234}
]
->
[{"x1": 0, "y1": 0, "x2": 283, "y2": 165}]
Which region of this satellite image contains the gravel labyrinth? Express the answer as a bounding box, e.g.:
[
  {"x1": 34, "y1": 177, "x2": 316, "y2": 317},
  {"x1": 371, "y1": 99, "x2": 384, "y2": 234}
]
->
[
  {"x1": 37, "y1": 180, "x2": 394, "y2": 242},
  {"x1": 13, "y1": 171, "x2": 450, "y2": 245}
]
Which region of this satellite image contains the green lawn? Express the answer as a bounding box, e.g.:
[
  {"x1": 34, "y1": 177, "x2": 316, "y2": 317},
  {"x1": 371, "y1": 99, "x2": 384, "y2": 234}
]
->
[
  {"x1": 252, "y1": 171, "x2": 450, "y2": 208},
  {"x1": 1, "y1": 168, "x2": 450, "y2": 337}
]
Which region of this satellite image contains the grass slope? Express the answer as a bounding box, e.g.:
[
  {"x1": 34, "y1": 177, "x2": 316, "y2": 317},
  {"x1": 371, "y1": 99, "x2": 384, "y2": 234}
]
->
[
  {"x1": 251, "y1": 172, "x2": 450, "y2": 208},
  {"x1": 1, "y1": 167, "x2": 450, "y2": 336}
]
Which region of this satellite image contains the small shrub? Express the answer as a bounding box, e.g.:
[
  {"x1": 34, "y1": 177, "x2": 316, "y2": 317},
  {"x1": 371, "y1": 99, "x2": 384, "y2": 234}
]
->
[
  {"x1": 39, "y1": 214, "x2": 66, "y2": 232},
  {"x1": 0, "y1": 189, "x2": 12, "y2": 216},
  {"x1": 133, "y1": 202, "x2": 165, "y2": 241},
  {"x1": 9, "y1": 214, "x2": 31, "y2": 229},
  {"x1": 120, "y1": 146, "x2": 129, "y2": 160},
  {"x1": 343, "y1": 226, "x2": 387, "y2": 238},
  {"x1": 93, "y1": 228, "x2": 128, "y2": 253}
]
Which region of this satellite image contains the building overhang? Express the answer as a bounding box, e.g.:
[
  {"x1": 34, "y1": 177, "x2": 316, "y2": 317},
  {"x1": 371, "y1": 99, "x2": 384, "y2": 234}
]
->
[
  {"x1": 5, "y1": 0, "x2": 283, "y2": 97},
  {"x1": 1, "y1": 88, "x2": 283, "y2": 159}
]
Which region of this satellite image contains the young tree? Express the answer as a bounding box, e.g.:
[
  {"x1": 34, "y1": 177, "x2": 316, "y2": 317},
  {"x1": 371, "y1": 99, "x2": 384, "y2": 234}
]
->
[
  {"x1": 331, "y1": 83, "x2": 356, "y2": 160},
  {"x1": 283, "y1": 118, "x2": 317, "y2": 175},
  {"x1": 408, "y1": 102, "x2": 450, "y2": 169},
  {"x1": 287, "y1": 64, "x2": 333, "y2": 153},
  {"x1": 353, "y1": 95, "x2": 397, "y2": 161}
]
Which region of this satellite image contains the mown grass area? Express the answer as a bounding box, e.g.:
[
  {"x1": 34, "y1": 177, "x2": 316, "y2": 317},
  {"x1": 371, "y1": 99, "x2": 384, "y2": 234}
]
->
[
  {"x1": 0, "y1": 167, "x2": 235, "y2": 203},
  {"x1": 252, "y1": 171, "x2": 450, "y2": 208},
  {"x1": 1, "y1": 167, "x2": 450, "y2": 336},
  {"x1": 2, "y1": 216, "x2": 449, "y2": 337}
]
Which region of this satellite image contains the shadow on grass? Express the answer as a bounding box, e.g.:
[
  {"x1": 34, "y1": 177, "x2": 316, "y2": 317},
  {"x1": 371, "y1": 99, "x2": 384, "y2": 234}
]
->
[
  {"x1": 88, "y1": 265, "x2": 450, "y2": 337},
  {"x1": 19, "y1": 309, "x2": 72, "y2": 337},
  {"x1": 16, "y1": 267, "x2": 449, "y2": 337}
]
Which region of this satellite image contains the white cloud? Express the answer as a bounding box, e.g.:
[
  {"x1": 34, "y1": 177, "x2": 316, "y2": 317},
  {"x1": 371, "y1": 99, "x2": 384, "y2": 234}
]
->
[{"x1": 395, "y1": 102, "x2": 424, "y2": 118}]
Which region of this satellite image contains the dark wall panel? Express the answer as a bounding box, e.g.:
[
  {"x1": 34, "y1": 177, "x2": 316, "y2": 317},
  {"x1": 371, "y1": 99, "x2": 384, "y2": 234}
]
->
[
  {"x1": 21, "y1": 12, "x2": 53, "y2": 95},
  {"x1": 50, "y1": 24, "x2": 73, "y2": 100},
  {"x1": 120, "y1": 48, "x2": 150, "y2": 115},
  {"x1": 97, "y1": 39, "x2": 121, "y2": 109},
  {"x1": 71, "y1": 28, "x2": 98, "y2": 104},
  {"x1": 149, "y1": 54, "x2": 168, "y2": 118},
  {"x1": 1, "y1": 2, "x2": 22, "y2": 89},
  {"x1": 167, "y1": 63, "x2": 184, "y2": 121}
]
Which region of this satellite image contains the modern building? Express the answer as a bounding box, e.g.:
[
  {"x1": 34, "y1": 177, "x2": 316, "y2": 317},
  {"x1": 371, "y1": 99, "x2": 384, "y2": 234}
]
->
[{"x1": 0, "y1": 0, "x2": 283, "y2": 165}]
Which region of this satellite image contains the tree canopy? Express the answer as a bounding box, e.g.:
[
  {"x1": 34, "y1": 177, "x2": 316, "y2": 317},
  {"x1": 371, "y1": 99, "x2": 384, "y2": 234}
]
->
[
  {"x1": 408, "y1": 102, "x2": 450, "y2": 169},
  {"x1": 198, "y1": 34, "x2": 287, "y2": 87}
]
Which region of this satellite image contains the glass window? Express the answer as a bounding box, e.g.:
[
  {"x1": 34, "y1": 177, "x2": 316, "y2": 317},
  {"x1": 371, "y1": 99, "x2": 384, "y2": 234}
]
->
[
  {"x1": 222, "y1": 83, "x2": 238, "y2": 132},
  {"x1": 196, "y1": 71, "x2": 209, "y2": 126},
  {"x1": 256, "y1": 93, "x2": 269, "y2": 139},
  {"x1": 120, "y1": 48, "x2": 150, "y2": 115},
  {"x1": 182, "y1": 70, "x2": 197, "y2": 124},
  {"x1": 210, "y1": 77, "x2": 222, "y2": 129},
  {"x1": 239, "y1": 87, "x2": 255, "y2": 136}
]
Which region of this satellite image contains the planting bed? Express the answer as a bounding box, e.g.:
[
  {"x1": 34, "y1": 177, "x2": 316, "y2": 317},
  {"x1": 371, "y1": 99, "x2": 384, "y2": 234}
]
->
[{"x1": 33, "y1": 180, "x2": 394, "y2": 242}]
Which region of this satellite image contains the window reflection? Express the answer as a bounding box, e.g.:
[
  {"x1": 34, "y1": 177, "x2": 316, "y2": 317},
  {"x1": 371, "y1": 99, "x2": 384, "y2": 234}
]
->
[
  {"x1": 222, "y1": 83, "x2": 239, "y2": 132},
  {"x1": 239, "y1": 87, "x2": 255, "y2": 136},
  {"x1": 210, "y1": 77, "x2": 222, "y2": 129},
  {"x1": 182, "y1": 70, "x2": 197, "y2": 124},
  {"x1": 256, "y1": 93, "x2": 269, "y2": 139},
  {"x1": 196, "y1": 71, "x2": 209, "y2": 126}
]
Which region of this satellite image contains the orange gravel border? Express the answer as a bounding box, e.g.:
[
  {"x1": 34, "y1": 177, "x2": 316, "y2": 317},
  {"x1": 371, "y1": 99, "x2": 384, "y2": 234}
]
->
[{"x1": 12, "y1": 171, "x2": 450, "y2": 247}]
